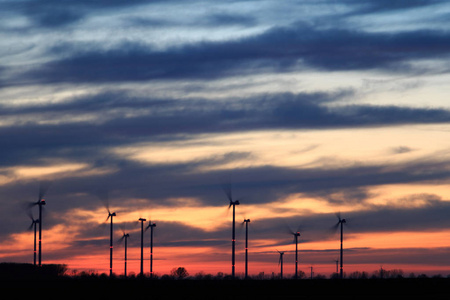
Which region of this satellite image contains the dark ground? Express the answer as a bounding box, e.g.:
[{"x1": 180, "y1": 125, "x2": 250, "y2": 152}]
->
[
  {"x1": 3, "y1": 277, "x2": 450, "y2": 299},
  {"x1": 1, "y1": 264, "x2": 449, "y2": 299}
]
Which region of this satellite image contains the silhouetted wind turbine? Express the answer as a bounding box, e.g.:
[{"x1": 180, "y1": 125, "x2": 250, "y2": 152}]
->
[
  {"x1": 333, "y1": 212, "x2": 347, "y2": 279},
  {"x1": 139, "y1": 218, "x2": 146, "y2": 276},
  {"x1": 27, "y1": 212, "x2": 39, "y2": 266},
  {"x1": 32, "y1": 182, "x2": 50, "y2": 266},
  {"x1": 119, "y1": 232, "x2": 130, "y2": 277},
  {"x1": 106, "y1": 210, "x2": 116, "y2": 276},
  {"x1": 146, "y1": 220, "x2": 157, "y2": 278},
  {"x1": 243, "y1": 218, "x2": 250, "y2": 279},
  {"x1": 223, "y1": 183, "x2": 240, "y2": 279},
  {"x1": 290, "y1": 230, "x2": 301, "y2": 279},
  {"x1": 99, "y1": 191, "x2": 116, "y2": 277},
  {"x1": 277, "y1": 250, "x2": 284, "y2": 279}
]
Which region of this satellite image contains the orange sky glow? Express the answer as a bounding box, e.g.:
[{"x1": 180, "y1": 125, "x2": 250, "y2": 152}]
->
[{"x1": 2, "y1": 0, "x2": 450, "y2": 279}]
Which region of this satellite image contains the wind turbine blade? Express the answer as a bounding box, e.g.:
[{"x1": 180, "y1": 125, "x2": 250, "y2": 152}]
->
[
  {"x1": 26, "y1": 201, "x2": 37, "y2": 208},
  {"x1": 221, "y1": 182, "x2": 232, "y2": 202},
  {"x1": 332, "y1": 222, "x2": 340, "y2": 230},
  {"x1": 326, "y1": 222, "x2": 340, "y2": 236},
  {"x1": 38, "y1": 180, "x2": 52, "y2": 201},
  {"x1": 26, "y1": 210, "x2": 34, "y2": 221},
  {"x1": 28, "y1": 221, "x2": 34, "y2": 231},
  {"x1": 285, "y1": 224, "x2": 294, "y2": 235},
  {"x1": 94, "y1": 189, "x2": 110, "y2": 213},
  {"x1": 335, "y1": 211, "x2": 341, "y2": 221}
]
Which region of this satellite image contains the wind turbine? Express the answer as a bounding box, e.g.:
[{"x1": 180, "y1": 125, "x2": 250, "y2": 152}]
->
[
  {"x1": 243, "y1": 218, "x2": 250, "y2": 279},
  {"x1": 98, "y1": 190, "x2": 116, "y2": 277},
  {"x1": 223, "y1": 183, "x2": 240, "y2": 279},
  {"x1": 277, "y1": 250, "x2": 284, "y2": 279},
  {"x1": 27, "y1": 213, "x2": 39, "y2": 266},
  {"x1": 290, "y1": 230, "x2": 301, "y2": 279},
  {"x1": 31, "y1": 182, "x2": 50, "y2": 267},
  {"x1": 146, "y1": 220, "x2": 157, "y2": 278},
  {"x1": 119, "y1": 232, "x2": 130, "y2": 277},
  {"x1": 106, "y1": 210, "x2": 116, "y2": 277},
  {"x1": 139, "y1": 218, "x2": 147, "y2": 277},
  {"x1": 333, "y1": 212, "x2": 347, "y2": 279}
]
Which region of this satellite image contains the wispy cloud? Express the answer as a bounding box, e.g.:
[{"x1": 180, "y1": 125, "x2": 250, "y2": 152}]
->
[{"x1": 3, "y1": 23, "x2": 450, "y2": 87}]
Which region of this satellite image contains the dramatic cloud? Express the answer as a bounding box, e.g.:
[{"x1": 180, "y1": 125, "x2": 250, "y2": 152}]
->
[
  {"x1": 3, "y1": 24, "x2": 449, "y2": 86},
  {"x1": 2, "y1": 0, "x2": 450, "y2": 275}
]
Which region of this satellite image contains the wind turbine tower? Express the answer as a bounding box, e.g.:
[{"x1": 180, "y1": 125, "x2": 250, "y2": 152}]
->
[
  {"x1": 120, "y1": 232, "x2": 130, "y2": 277},
  {"x1": 107, "y1": 211, "x2": 116, "y2": 276},
  {"x1": 243, "y1": 218, "x2": 250, "y2": 279},
  {"x1": 146, "y1": 221, "x2": 157, "y2": 278},
  {"x1": 28, "y1": 215, "x2": 39, "y2": 266},
  {"x1": 292, "y1": 231, "x2": 300, "y2": 279},
  {"x1": 277, "y1": 250, "x2": 284, "y2": 279},
  {"x1": 37, "y1": 198, "x2": 45, "y2": 266},
  {"x1": 139, "y1": 218, "x2": 147, "y2": 276},
  {"x1": 334, "y1": 213, "x2": 347, "y2": 279},
  {"x1": 223, "y1": 183, "x2": 240, "y2": 279},
  {"x1": 33, "y1": 182, "x2": 50, "y2": 267}
]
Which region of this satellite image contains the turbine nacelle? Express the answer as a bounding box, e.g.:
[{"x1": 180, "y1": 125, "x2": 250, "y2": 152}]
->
[
  {"x1": 277, "y1": 251, "x2": 284, "y2": 264},
  {"x1": 229, "y1": 200, "x2": 240, "y2": 207},
  {"x1": 146, "y1": 221, "x2": 157, "y2": 230},
  {"x1": 106, "y1": 211, "x2": 116, "y2": 221},
  {"x1": 36, "y1": 199, "x2": 46, "y2": 206},
  {"x1": 335, "y1": 212, "x2": 346, "y2": 224},
  {"x1": 28, "y1": 218, "x2": 39, "y2": 230}
]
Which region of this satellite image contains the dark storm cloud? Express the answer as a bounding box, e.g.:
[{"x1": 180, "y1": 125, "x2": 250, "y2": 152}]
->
[
  {"x1": 26, "y1": 198, "x2": 450, "y2": 264},
  {"x1": 6, "y1": 161, "x2": 450, "y2": 264},
  {"x1": 127, "y1": 13, "x2": 257, "y2": 29},
  {"x1": 205, "y1": 13, "x2": 258, "y2": 27},
  {"x1": 243, "y1": 198, "x2": 450, "y2": 248},
  {"x1": 2, "y1": 89, "x2": 450, "y2": 169},
  {"x1": 3, "y1": 0, "x2": 445, "y2": 30},
  {"x1": 14, "y1": 154, "x2": 450, "y2": 216},
  {"x1": 345, "y1": 0, "x2": 445, "y2": 14},
  {"x1": 2, "y1": 0, "x2": 168, "y2": 28},
  {"x1": 4, "y1": 144, "x2": 450, "y2": 242},
  {"x1": 7, "y1": 24, "x2": 450, "y2": 86}
]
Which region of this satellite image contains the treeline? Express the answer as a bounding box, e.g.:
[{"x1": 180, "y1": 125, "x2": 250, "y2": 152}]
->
[
  {"x1": 2, "y1": 263, "x2": 449, "y2": 281},
  {"x1": 0, "y1": 263, "x2": 67, "y2": 280},
  {"x1": 70, "y1": 267, "x2": 450, "y2": 281}
]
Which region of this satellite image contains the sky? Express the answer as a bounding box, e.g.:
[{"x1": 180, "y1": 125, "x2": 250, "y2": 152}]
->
[{"x1": 2, "y1": 0, "x2": 450, "y2": 277}]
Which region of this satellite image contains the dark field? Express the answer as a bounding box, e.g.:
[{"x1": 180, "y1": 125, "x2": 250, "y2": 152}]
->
[
  {"x1": 4, "y1": 277, "x2": 450, "y2": 300},
  {"x1": 1, "y1": 264, "x2": 449, "y2": 299}
]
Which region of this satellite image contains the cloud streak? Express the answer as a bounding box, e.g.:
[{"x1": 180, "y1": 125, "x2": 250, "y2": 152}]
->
[
  {"x1": 2, "y1": 0, "x2": 450, "y2": 275},
  {"x1": 3, "y1": 24, "x2": 450, "y2": 87}
]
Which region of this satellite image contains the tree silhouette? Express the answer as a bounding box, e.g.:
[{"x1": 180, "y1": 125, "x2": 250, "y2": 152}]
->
[{"x1": 170, "y1": 267, "x2": 189, "y2": 279}]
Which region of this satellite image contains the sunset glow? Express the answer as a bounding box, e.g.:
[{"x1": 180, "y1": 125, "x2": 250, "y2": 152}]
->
[{"x1": 2, "y1": 0, "x2": 450, "y2": 279}]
